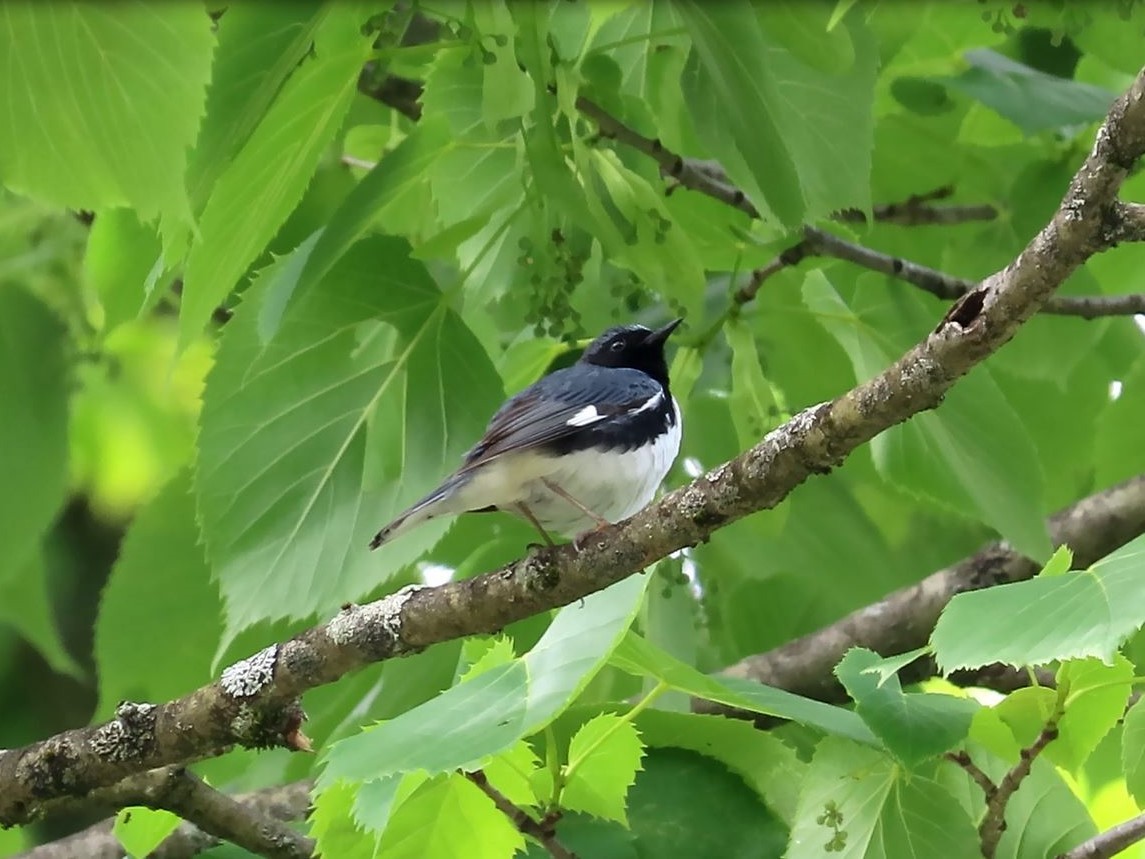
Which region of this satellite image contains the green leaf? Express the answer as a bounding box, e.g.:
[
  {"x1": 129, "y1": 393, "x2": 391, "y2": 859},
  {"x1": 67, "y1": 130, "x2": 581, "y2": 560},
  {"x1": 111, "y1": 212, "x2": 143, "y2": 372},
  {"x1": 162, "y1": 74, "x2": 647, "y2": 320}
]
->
[
  {"x1": 804, "y1": 270, "x2": 1051, "y2": 561},
  {"x1": 484, "y1": 741, "x2": 543, "y2": 808},
  {"x1": 758, "y1": 1, "x2": 854, "y2": 75},
  {"x1": 0, "y1": 554, "x2": 80, "y2": 678},
  {"x1": 95, "y1": 472, "x2": 222, "y2": 718},
  {"x1": 419, "y1": 46, "x2": 523, "y2": 229},
  {"x1": 271, "y1": 117, "x2": 452, "y2": 342},
  {"x1": 0, "y1": 2, "x2": 211, "y2": 228},
  {"x1": 1095, "y1": 354, "x2": 1145, "y2": 487},
  {"x1": 583, "y1": 149, "x2": 708, "y2": 319},
  {"x1": 318, "y1": 574, "x2": 648, "y2": 788},
  {"x1": 114, "y1": 807, "x2": 182, "y2": 859},
  {"x1": 460, "y1": 636, "x2": 518, "y2": 682},
  {"x1": 634, "y1": 710, "x2": 805, "y2": 825},
  {"x1": 1053, "y1": 656, "x2": 1133, "y2": 771},
  {"x1": 179, "y1": 5, "x2": 372, "y2": 343},
  {"x1": 470, "y1": 1, "x2": 534, "y2": 123},
  {"x1": 589, "y1": 3, "x2": 688, "y2": 101},
  {"x1": 676, "y1": 0, "x2": 803, "y2": 226},
  {"x1": 562, "y1": 714, "x2": 645, "y2": 824},
  {"x1": 1041, "y1": 545, "x2": 1074, "y2": 577},
  {"x1": 187, "y1": 2, "x2": 331, "y2": 206},
  {"x1": 610, "y1": 633, "x2": 874, "y2": 744},
  {"x1": 787, "y1": 738, "x2": 979, "y2": 859},
  {"x1": 84, "y1": 209, "x2": 163, "y2": 332},
  {"x1": 196, "y1": 236, "x2": 503, "y2": 639},
  {"x1": 932, "y1": 533, "x2": 1145, "y2": 672},
  {"x1": 622, "y1": 748, "x2": 788, "y2": 858},
  {"x1": 835, "y1": 648, "x2": 977, "y2": 767},
  {"x1": 965, "y1": 711, "x2": 1098, "y2": 859},
  {"x1": 0, "y1": 286, "x2": 69, "y2": 586},
  {"x1": 678, "y1": 1, "x2": 878, "y2": 225},
  {"x1": 857, "y1": 647, "x2": 931, "y2": 686},
  {"x1": 310, "y1": 780, "x2": 380, "y2": 859},
  {"x1": 1122, "y1": 697, "x2": 1145, "y2": 804},
  {"x1": 725, "y1": 320, "x2": 783, "y2": 449},
  {"x1": 939, "y1": 50, "x2": 1118, "y2": 136},
  {"x1": 376, "y1": 773, "x2": 524, "y2": 859}
]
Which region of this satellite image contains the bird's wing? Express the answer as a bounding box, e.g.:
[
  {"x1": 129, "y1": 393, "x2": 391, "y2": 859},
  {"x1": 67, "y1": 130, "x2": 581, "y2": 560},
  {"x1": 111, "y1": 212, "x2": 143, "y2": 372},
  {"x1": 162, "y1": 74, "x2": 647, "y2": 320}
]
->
[{"x1": 461, "y1": 366, "x2": 664, "y2": 468}]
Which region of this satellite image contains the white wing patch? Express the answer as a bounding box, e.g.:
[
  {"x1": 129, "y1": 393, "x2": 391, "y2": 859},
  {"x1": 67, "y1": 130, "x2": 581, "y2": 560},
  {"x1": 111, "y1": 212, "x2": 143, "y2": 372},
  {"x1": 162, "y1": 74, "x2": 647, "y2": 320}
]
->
[
  {"x1": 567, "y1": 405, "x2": 605, "y2": 427},
  {"x1": 627, "y1": 389, "x2": 663, "y2": 416}
]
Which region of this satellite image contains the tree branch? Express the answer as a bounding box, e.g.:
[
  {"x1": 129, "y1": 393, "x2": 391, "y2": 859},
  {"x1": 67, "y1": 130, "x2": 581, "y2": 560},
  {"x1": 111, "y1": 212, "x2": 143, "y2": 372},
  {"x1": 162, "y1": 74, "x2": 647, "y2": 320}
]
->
[
  {"x1": 1058, "y1": 811, "x2": 1145, "y2": 859},
  {"x1": 944, "y1": 750, "x2": 997, "y2": 797},
  {"x1": 833, "y1": 186, "x2": 999, "y2": 226},
  {"x1": 17, "y1": 776, "x2": 312, "y2": 859},
  {"x1": 705, "y1": 474, "x2": 1145, "y2": 705},
  {"x1": 465, "y1": 771, "x2": 575, "y2": 859},
  {"x1": 4, "y1": 64, "x2": 1145, "y2": 829},
  {"x1": 360, "y1": 76, "x2": 1143, "y2": 319},
  {"x1": 736, "y1": 227, "x2": 1145, "y2": 319},
  {"x1": 575, "y1": 95, "x2": 1145, "y2": 320},
  {"x1": 979, "y1": 701, "x2": 1064, "y2": 858}
]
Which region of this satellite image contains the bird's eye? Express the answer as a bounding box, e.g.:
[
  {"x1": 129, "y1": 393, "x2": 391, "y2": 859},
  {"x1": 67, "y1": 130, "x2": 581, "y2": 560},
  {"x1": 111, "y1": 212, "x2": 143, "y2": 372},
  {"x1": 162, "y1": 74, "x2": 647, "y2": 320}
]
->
[{"x1": 610, "y1": 339, "x2": 625, "y2": 352}]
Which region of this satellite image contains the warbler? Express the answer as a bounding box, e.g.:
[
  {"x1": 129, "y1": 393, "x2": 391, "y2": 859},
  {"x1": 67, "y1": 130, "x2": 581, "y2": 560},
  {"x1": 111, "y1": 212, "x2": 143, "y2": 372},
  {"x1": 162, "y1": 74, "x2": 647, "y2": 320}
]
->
[{"x1": 370, "y1": 319, "x2": 683, "y2": 548}]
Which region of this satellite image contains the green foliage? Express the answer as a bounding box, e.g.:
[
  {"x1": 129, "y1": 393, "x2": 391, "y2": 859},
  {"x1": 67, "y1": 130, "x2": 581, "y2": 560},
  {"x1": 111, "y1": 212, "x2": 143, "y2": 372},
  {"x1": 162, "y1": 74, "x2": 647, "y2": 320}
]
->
[
  {"x1": 196, "y1": 236, "x2": 504, "y2": 639},
  {"x1": 788, "y1": 738, "x2": 979, "y2": 859},
  {"x1": 0, "y1": 2, "x2": 212, "y2": 228},
  {"x1": 0, "y1": 286, "x2": 69, "y2": 586},
  {"x1": 95, "y1": 473, "x2": 221, "y2": 717},
  {"x1": 835, "y1": 647, "x2": 977, "y2": 767},
  {"x1": 560, "y1": 713, "x2": 645, "y2": 824},
  {"x1": 3, "y1": 2, "x2": 1145, "y2": 856},
  {"x1": 932, "y1": 533, "x2": 1145, "y2": 671},
  {"x1": 114, "y1": 807, "x2": 182, "y2": 859},
  {"x1": 1122, "y1": 697, "x2": 1145, "y2": 805}
]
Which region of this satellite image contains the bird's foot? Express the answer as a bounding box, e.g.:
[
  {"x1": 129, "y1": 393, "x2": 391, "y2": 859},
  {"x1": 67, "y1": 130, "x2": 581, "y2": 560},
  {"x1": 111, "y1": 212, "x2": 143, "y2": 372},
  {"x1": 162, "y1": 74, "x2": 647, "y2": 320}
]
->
[{"x1": 572, "y1": 524, "x2": 610, "y2": 552}]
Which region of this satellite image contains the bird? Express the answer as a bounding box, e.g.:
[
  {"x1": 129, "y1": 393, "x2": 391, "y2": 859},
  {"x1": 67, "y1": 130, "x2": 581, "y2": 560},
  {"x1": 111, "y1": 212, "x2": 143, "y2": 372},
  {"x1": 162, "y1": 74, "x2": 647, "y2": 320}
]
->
[{"x1": 369, "y1": 318, "x2": 684, "y2": 549}]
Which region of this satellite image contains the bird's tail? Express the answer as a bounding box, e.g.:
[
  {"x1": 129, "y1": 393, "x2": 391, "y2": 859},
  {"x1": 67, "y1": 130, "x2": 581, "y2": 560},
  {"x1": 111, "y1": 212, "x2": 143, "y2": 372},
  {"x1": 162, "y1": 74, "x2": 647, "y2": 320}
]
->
[{"x1": 368, "y1": 475, "x2": 466, "y2": 549}]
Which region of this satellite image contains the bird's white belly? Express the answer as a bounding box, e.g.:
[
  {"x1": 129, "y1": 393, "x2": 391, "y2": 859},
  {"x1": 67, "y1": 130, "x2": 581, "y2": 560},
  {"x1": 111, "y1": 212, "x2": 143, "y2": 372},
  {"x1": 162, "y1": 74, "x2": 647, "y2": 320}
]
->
[{"x1": 454, "y1": 410, "x2": 682, "y2": 537}]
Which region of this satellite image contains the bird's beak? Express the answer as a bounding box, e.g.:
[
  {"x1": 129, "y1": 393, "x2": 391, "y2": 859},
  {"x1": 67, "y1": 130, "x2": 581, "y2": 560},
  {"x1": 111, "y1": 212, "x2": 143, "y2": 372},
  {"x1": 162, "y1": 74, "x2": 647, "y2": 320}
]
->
[{"x1": 644, "y1": 317, "x2": 683, "y2": 346}]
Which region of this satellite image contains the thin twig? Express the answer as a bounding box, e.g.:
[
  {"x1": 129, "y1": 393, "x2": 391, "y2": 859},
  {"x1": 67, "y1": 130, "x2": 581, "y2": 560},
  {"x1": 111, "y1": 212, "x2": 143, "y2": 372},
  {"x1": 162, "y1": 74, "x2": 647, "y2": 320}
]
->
[
  {"x1": 944, "y1": 751, "x2": 997, "y2": 797},
  {"x1": 980, "y1": 700, "x2": 1065, "y2": 859},
  {"x1": 17, "y1": 774, "x2": 313, "y2": 859},
  {"x1": 834, "y1": 186, "x2": 998, "y2": 226},
  {"x1": 731, "y1": 225, "x2": 1145, "y2": 318},
  {"x1": 464, "y1": 770, "x2": 576, "y2": 859},
  {"x1": 1057, "y1": 811, "x2": 1145, "y2": 859},
  {"x1": 575, "y1": 95, "x2": 1145, "y2": 321}
]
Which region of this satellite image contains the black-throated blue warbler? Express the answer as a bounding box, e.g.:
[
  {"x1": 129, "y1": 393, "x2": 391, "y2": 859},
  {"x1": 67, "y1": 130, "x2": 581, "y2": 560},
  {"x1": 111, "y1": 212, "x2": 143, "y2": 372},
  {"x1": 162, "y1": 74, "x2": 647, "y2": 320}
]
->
[{"x1": 370, "y1": 319, "x2": 683, "y2": 548}]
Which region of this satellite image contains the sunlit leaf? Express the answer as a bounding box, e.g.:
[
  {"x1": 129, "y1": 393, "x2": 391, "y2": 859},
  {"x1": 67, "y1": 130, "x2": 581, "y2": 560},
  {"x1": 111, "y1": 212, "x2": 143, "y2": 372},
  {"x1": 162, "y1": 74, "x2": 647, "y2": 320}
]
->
[
  {"x1": 179, "y1": 5, "x2": 373, "y2": 343},
  {"x1": 0, "y1": 2, "x2": 211, "y2": 229},
  {"x1": 114, "y1": 807, "x2": 182, "y2": 859},
  {"x1": 562, "y1": 714, "x2": 644, "y2": 824},
  {"x1": 788, "y1": 738, "x2": 978, "y2": 859},
  {"x1": 318, "y1": 575, "x2": 648, "y2": 788},
  {"x1": 932, "y1": 534, "x2": 1145, "y2": 672}
]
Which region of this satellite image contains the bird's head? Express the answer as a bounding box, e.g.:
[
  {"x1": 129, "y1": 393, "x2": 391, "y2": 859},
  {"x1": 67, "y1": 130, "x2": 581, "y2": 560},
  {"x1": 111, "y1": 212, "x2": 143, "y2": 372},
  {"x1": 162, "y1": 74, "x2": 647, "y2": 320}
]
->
[{"x1": 580, "y1": 318, "x2": 683, "y2": 386}]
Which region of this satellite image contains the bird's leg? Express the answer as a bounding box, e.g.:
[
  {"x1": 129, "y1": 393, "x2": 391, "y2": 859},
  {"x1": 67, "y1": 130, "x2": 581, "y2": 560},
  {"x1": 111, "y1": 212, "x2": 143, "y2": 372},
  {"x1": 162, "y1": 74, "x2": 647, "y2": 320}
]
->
[
  {"x1": 516, "y1": 503, "x2": 556, "y2": 548},
  {"x1": 540, "y1": 478, "x2": 612, "y2": 529}
]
